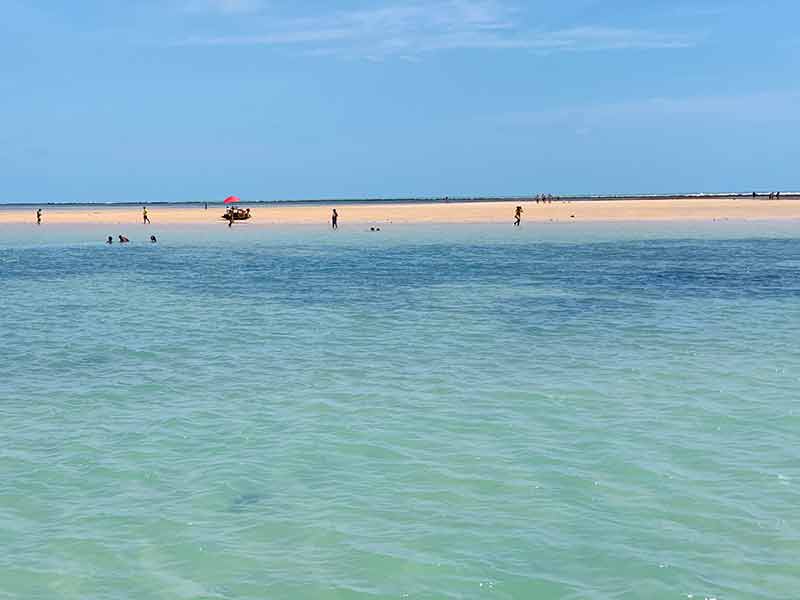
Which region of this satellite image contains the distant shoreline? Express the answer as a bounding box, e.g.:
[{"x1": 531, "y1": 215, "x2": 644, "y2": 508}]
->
[{"x1": 1, "y1": 192, "x2": 799, "y2": 209}]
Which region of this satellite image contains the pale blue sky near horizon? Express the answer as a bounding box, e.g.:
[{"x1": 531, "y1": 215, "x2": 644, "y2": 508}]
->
[{"x1": 1, "y1": 0, "x2": 798, "y2": 203}]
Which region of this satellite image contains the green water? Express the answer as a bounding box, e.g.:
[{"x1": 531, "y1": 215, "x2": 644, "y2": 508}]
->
[{"x1": 1, "y1": 223, "x2": 798, "y2": 599}]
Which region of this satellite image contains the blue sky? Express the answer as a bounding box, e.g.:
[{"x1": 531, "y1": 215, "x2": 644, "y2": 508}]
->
[{"x1": 2, "y1": 0, "x2": 799, "y2": 203}]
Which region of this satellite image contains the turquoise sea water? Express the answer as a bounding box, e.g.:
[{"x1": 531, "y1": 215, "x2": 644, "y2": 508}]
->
[{"x1": 1, "y1": 222, "x2": 798, "y2": 600}]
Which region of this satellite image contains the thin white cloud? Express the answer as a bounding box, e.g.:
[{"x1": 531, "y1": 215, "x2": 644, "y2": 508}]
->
[
  {"x1": 172, "y1": 1, "x2": 697, "y2": 57},
  {"x1": 183, "y1": 0, "x2": 263, "y2": 15},
  {"x1": 501, "y1": 91, "x2": 800, "y2": 126},
  {"x1": 663, "y1": 4, "x2": 728, "y2": 18}
]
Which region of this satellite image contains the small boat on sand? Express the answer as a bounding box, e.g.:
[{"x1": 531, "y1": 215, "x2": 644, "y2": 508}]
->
[{"x1": 222, "y1": 208, "x2": 251, "y2": 221}]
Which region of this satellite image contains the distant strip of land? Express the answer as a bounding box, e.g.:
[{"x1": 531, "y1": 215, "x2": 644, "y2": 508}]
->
[{"x1": 1, "y1": 196, "x2": 800, "y2": 226}]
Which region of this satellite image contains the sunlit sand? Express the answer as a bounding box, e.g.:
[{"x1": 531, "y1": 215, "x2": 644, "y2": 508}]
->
[{"x1": 2, "y1": 198, "x2": 799, "y2": 226}]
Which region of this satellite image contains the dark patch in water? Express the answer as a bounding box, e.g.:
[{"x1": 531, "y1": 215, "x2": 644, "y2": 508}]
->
[
  {"x1": 229, "y1": 492, "x2": 266, "y2": 513},
  {"x1": 4, "y1": 239, "x2": 800, "y2": 305}
]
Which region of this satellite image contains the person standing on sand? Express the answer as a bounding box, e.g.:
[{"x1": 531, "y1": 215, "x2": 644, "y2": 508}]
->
[
  {"x1": 514, "y1": 205, "x2": 523, "y2": 226},
  {"x1": 332, "y1": 209, "x2": 338, "y2": 230},
  {"x1": 36, "y1": 208, "x2": 42, "y2": 225},
  {"x1": 143, "y1": 206, "x2": 150, "y2": 224},
  {"x1": 204, "y1": 202, "x2": 208, "y2": 210}
]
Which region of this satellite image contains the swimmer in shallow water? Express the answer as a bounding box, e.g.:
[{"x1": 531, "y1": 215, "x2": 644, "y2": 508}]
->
[
  {"x1": 150, "y1": 235, "x2": 157, "y2": 243},
  {"x1": 118, "y1": 235, "x2": 129, "y2": 243},
  {"x1": 106, "y1": 236, "x2": 113, "y2": 244}
]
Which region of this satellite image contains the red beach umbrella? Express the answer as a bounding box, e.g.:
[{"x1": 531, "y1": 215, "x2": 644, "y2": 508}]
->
[{"x1": 223, "y1": 196, "x2": 240, "y2": 204}]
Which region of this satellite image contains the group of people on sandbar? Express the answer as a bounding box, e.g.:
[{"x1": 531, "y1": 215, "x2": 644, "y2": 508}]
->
[
  {"x1": 31, "y1": 200, "x2": 566, "y2": 233},
  {"x1": 332, "y1": 208, "x2": 381, "y2": 230}
]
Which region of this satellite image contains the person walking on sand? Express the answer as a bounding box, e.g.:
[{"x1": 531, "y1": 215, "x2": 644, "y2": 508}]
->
[
  {"x1": 331, "y1": 209, "x2": 338, "y2": 230},
  {"x1": 143, "y1": 206, "x2": 150, "y2": 224},
  {"x1": 514, "y1": 205, "x2": 523, "y2": 226},
  {"x1": 36, "y1": 208, "x2": 42, "y2": 225}
]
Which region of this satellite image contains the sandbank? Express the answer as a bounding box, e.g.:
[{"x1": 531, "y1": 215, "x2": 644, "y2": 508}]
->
[{"x1": 1, "y1": 198, "x2": 800, "y2": 226}]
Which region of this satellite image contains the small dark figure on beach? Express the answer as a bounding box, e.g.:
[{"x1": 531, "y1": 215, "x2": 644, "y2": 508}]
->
[
  {"x1": 36, "y1": 208, "x2": 42, "y2": 225},
  {"x1": 150, "y1": 235, "x2": 157, "y2": 243},
  {"x1": 106, "y1": 236, "x2": 113, "y2": 244},
  {"x1": 119, "y1": 235, "x2": 129, "y2": 243},
  {"x1": 776, "y1": 191, "x2": 781, "y2": 199},
  {"x1": 769, "y1": 192, "x2": 774, "y2": 200},
  {"x1": 332, "y1": 209, "x2": 338, "y2": 229},
  {"x1": 227, "y1": 212, "x2": 234, "y2": 227},
  {"x1": 204, "y1": 202, "x2": 208, "y2": 210},
  {"x1": 143, "y1": 207, "x2": 150, "y2": 224},
  {"x1": 514, "y1": 206, "x2": 523, "y2": 226},
  {"x1": 752, "y1": 192, "x2": 757, "y2": 198}
]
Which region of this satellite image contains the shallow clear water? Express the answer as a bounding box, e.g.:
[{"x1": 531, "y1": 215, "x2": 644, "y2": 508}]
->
[{"x1": 1, "y1": 223, "x2": 799, "y2": 600}]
